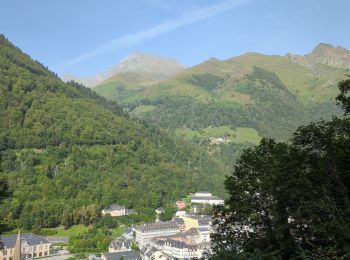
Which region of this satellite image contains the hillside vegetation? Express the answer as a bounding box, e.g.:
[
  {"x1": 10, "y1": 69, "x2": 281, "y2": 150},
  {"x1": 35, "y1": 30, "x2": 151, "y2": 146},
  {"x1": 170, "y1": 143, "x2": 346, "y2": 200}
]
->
[
  {"x1": 95, "y1": 49, "x2": 348, "y2": 143},
  {"x1": 94, "y1": 47, "x2": 349, "y2": 172},
  {"x1": 0, "y1": 35, "x2": 228, "y2": 231}
]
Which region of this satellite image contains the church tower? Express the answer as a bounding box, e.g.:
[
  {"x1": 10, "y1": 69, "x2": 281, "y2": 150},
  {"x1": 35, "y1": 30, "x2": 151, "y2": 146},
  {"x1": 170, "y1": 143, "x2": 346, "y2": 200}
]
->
[{"x1": 13, "y1": 230, "x2": 21, "y2": 260}]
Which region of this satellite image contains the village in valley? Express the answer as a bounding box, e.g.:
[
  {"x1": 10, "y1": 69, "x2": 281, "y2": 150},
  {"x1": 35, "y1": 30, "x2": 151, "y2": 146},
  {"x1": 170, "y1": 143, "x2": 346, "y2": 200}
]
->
[{"x1": 0, "y1": 192, "x2": 224, "y2": 260}]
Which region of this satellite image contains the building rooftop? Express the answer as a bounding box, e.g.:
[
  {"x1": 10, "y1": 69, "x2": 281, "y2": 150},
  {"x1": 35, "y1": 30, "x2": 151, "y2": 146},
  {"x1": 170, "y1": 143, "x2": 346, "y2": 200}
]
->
[
  {"x1": 183, "y1": 228, "x2": 200, "y2": 236},
  {"x1": 109, "y1": 238, "x2": 132, "y2": 250},
  {"x1": 0, "y1": 233, "x2": 50, "y2": 249},
  {"x1": 185, "y1": 215, "x2": 213, "y2": 226},
  {"x1": 143, "y1": 246, "x2": 159, "y2": 258},
  {"x1": 173, "y1": 217, "x2": 185, "y2": 224},
  {"x1": 156, "y1": 238, "x2": 190, "y2": 249},
  {"x1": 136, "y1": 221, "x2": 179, "y2": 232},
  {"x1": 124, "y1": 228, "x2": 133, "y2": 234},
  {"x1": 103, "y1": 251, "x2": 141, "y2": 260},
  {"x1": 191, "y1": 196, "x2": 223, "y2": 200},
  {"x1": 198, "y1": 227, "x2": 210, "y2": 232},
  {"x1": 103, "y1": 204, "x2": 126, "y2": 211}
]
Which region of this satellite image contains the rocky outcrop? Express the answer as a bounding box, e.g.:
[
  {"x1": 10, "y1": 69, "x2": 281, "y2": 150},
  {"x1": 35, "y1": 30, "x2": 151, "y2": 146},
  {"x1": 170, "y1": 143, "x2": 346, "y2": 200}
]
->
[{"x1": 285, "y1": 43, "x2": 350, "y2": 71}]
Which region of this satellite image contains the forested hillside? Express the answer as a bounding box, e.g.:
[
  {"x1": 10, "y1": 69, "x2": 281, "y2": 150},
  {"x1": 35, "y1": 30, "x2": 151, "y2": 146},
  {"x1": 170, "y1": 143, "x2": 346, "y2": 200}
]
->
[
  {"x1": 94, "y1": 47, "x2": 349, "y2": 171},
  {"x1": 0, "y1": 35, "x2": 228, "y2": 230},
  {"x1": 95, "y1": 47, "x2": 348, "y2": 143}
]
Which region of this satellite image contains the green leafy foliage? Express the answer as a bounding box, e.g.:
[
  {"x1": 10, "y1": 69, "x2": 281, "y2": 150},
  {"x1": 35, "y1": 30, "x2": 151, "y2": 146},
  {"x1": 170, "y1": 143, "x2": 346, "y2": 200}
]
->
[
  {"x1": 0, "y1": 34, "x2": 228, "y2": 231},
  {"x1": 210, "y1": 79, "x2": 350, "y2": 259},
  {"x1": 336, "y1": 77, "x2": 350, "y2": 115},
  {"x1": 69, "y1": 227, "x2": 112, "y2": 254},
  {"x1": 188, "y1": 73, "x2": 224, "y2": 91}
]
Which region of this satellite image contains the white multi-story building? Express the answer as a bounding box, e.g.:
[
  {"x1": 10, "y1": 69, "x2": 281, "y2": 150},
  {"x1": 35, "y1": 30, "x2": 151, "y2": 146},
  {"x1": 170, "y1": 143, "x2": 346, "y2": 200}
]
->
[
  {"x1": 194, "y1": 191, "x2": 212, "y2": 197},
  {"x1": 102, "y1": 204, "x2": 126, "y2": 217},
  {"x1": 149, "y1": 227, "x2": 211, "y2": 259},
  {"x1": 191, "y1": 192, "x2": 224, "y2": 205},
  {"x1": 135, "y1": 221, "x2": 181, "y2": 247}
]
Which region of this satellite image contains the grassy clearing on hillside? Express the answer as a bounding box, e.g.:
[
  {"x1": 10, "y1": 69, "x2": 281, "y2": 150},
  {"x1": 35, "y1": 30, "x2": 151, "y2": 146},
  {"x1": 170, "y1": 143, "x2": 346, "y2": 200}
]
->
[
  {"x1": 133, "y1": 105, "x2": 156, "y2": 113},
  {"x1": 94, "y1": 82, "x2": 119, "y2": 99},
  {"x1": 233, "y1": 127, "x2": 261, "y2": 144},
  {"x1": 45, "y1": 224, "x2": 91, "y2": 237},
  {"x1": 112, "y1": 226, "x2": 126, "y2": 237},
  {"x1": 4, "y1": 225, "x2": 91, "y2": 238},
  {"x1": 175, "y1": 126, "x2": 261, "y2": 144}
]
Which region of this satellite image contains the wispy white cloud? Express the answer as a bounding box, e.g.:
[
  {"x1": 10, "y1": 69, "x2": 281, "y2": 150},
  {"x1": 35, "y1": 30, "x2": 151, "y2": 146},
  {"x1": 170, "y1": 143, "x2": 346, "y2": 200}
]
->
[{"x1": 53, "y1": 0, "x2": 250, "y2": 71}]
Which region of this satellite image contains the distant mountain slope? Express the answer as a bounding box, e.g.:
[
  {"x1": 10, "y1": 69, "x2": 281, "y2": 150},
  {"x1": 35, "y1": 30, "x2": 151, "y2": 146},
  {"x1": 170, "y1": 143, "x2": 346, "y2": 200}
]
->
[
  {"x1": 94, "y1": 45, "x2": 349, "y2": 146},
  {"x1": 0, "y1": 35, "x2": 227, "y2": 230},
  {"x1": 62, "y1": 53, "x2": 185, "y2": 88}
]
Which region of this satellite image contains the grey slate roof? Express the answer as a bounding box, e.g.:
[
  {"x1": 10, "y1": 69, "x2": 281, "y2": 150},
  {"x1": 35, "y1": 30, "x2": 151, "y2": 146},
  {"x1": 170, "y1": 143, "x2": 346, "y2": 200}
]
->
[
  {"x1": 187, "y1": 215, "x2": 213, "y2": 226},
  {"x1": 123, "y1": 228, "x2": 133, "y2": 234},
  {"x1": 103, "y1": 251, "x2": 141, "y2": 260},
  {"x1": 109, "y1": 238, "x2": 132, "y2": 250},
  {"x1": 173, "y1": 217, "x2": 185, "y2": 224},
  {"x1": 136, "y1": 221, "x2": 178, "y2": 232},
  {"x1": 156, "y1": 238, "x2": 197, "y2": 250},
  {"x1": 191, "y1": 196, "x2": 223, "y2": 201},
  {"x1": 0, "y1": 233, "x2": 50, "y2": 249},
  {"x1": 183, "y1": 228, "x2": 200, "y2": 236},
  {"x1": 143, "y1": 246, "x2": 159, "y2": 258},
  {"x1": 103, "y1": 204, "x2": 125, "y2": 211},
  {"x1": 198, "y1": 227, "x2": 210, "y2": 232}
]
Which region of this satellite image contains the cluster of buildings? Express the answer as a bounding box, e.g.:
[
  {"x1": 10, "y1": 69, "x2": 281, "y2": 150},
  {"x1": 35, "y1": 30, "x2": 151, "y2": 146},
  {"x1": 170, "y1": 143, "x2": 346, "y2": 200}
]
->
[
  {"x1": 0, "y1": 191, "x2": 223, "y2": 260},
  {"x1": 101, "y1": 191, "x2": 223, "y2": 259},
  {"x1": 102, "y1": 192, "x2": 223, "y2": 219},
  {"x1": 0, "y1": 232, "x2": 52, "y2": 260},
  {"x1": 102, "y1": 214, "x2": 214, "y2": 260},
  {"x1": 137, "y1": 215, "x2": 213, "y2": 259}
]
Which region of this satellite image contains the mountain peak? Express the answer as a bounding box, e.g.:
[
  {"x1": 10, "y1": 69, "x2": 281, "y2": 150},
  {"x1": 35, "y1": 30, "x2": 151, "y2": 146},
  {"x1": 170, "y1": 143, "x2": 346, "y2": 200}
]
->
[
  {"x1": 112, "y1": 52, "x2": 185, "y2": 75},
  {"x1": 62, "y1": 52, "x2": 185, "y2": 87},
  {"x1": 285, "y1": 43, "x2": 350, "y2": 70},
  {"x1": 313, "y1": 43, "x2": 335, "y2": 51}
]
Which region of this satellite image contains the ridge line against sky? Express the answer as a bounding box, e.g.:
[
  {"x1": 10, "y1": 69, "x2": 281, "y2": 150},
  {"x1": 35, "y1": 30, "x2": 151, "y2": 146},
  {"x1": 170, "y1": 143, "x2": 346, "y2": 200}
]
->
[{"x1": 52, "y1": 0, "x2": 250, "y2": 73}]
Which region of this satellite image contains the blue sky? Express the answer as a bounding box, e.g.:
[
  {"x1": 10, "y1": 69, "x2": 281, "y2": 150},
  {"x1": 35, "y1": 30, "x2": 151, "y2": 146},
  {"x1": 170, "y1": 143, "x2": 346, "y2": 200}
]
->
[{"x1": 1, "y1": 0, "x2": 349, "y2": 76}]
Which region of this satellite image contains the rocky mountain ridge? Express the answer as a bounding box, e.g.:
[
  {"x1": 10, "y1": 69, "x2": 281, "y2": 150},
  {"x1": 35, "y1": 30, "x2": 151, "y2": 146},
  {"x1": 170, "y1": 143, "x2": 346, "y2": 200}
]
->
[
  {"x1": 285, "y1": 43, "x2": 350, "y2": 71},
  {"x1": 62, "y1": 53, "x2": 185, "y2": 87}
]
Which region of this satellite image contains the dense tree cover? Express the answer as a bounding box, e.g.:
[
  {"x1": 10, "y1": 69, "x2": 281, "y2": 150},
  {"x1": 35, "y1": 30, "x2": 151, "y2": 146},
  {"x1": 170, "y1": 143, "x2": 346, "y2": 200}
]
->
[
  {"x1": 209, "y1": 78, "x2": 350, "y2": 259},
  {"x1": 128, "y1": 67, "x2": 341, "y2": 142},
  {"x1": 129, "y1": 96, "x2": 251, "y2": 131},
  {"x1": 188, "y1": 73, "x2": 224, "y2": 91},
  {"x1": 159, "y1": 203, "x2": 177, "y2": 221},
  {"x1": 0, "y1": 34, "x2": 229, "y2": 231},
  {"x1": 69, "y1": 227, "x2": 112, "y2": 254}
]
